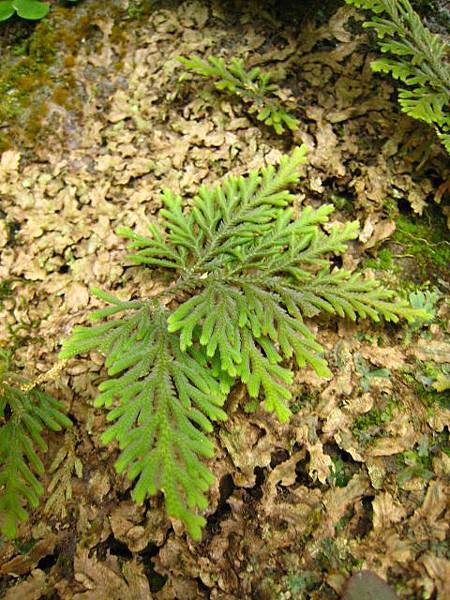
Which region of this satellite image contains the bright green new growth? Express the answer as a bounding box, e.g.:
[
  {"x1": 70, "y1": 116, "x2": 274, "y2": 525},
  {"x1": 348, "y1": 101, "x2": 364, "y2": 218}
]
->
[
  {"x1": 178, "y1": 55, "x2": 299, "y2": 135},
  {"x1": 0, "y1": 350, "x2": 72, "y2": 538},
  {"x1": 60, "y1": 146, "x2": 427, "y2": 539},
  {"x1": 346, "y1": 0, "x2": 450, "y2": 153}
]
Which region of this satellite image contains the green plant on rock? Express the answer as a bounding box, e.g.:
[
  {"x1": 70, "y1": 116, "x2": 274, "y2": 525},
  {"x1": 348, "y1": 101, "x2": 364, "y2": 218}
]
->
[
  {"x1": 178, "y1": 55, "x2": 299, "y2": 135},
  {"x1": 346, "y1": 0, "x2": 450, "y2": 153},
  {"x1": 0, "y1": 349, "x2": 72, "y2": 538},
  {"x1": 408, "y1": 288, "x2": 439, "y2": 329},
  {"x1": 60, "y1": 146, "x2": 427, "y2": 540}
]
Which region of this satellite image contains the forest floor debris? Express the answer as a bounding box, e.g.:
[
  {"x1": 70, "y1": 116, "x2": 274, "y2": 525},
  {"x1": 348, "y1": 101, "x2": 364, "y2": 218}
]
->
[{"x1": 0, "y1": 1, "x2": 449, "y2": 598}]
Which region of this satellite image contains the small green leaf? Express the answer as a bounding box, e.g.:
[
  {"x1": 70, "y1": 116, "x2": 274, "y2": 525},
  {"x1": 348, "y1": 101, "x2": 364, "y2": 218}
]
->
[
  {"x1": 13, "y1": 0, "x2": 49, "y2": 20},
  {"x1": 0, "y1": 1, "x2": 14, "y2": 20}
]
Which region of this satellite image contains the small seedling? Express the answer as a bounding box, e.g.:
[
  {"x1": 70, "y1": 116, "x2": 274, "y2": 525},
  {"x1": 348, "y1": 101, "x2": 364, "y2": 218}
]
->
[{"x1": 178, "y1": 55, "x2": 299, "y2": 135}]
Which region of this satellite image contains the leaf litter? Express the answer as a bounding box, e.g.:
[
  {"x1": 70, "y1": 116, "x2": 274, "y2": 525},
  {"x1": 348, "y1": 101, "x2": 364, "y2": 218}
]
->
[{"x1": 0, "y1": 0, "x2": 449, "y2": 598}]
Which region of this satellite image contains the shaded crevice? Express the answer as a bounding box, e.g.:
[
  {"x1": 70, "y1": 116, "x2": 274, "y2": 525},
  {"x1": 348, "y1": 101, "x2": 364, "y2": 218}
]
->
[
  {"x1": 36, "y1": 553, "x2": 58, "y2": 572},
  {"x1": 270, "y1": 448, "x2": 290, "y2": 468},
  {"x1": 95, "y1": 534, "x2": 133, "y2": 561},
  {"x1": 206, "y1": 473, "x2": 235, "y2": 534},
  {"x1": 246, "y1": 466, "x2": 265, "y2": 501}
]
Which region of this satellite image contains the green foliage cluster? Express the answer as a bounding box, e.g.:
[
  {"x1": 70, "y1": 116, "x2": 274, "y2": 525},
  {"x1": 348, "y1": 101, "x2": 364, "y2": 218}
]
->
[
  {"x1": 397, "y1": 438, "x2": 434, "y2": 485},
  {"x1": 346, "y1": 0, "x2": 450, "y2": 153},
  {"x1": 60, "y1": 146, "x2": 426, "y2": 540},
  {"x1": 351, "y1": 395, "x2": 396, "y2": 444},
  {"x1": 0, "y1": 349, "x2": 72, "y2": 538},
  {"x1": 393, "y1": 211, "x2": 450, "y2": 274},
  {"x1": 408, "y1": 288, "x2": 439, "y2": 329},
  {"x1": 178, "y1": 55, "x2": 299, "y2": 135}
]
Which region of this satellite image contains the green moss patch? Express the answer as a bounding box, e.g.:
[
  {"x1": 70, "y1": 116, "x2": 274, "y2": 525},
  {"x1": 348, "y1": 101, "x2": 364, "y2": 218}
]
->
[
  {"x1": 0, "y1": 0, "x2": 136, "y2": 151},
  {"x1": 393, "y1": 209, "x2": 450, "y2": 274}
]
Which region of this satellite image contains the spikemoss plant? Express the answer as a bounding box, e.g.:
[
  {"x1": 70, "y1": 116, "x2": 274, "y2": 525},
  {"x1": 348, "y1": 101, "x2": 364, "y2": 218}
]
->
[
  {"x1": 346, "y1": 0, "x2": 450, "y2": 153},
  {"x1": 0, "y1": 349, "x2": 72, "y2": 538},
  {"x1": 178, "y1": 55, "x2": 299, "y2": 135},
  {"x1": 60, "y1": 146, "x2": 427, "y2": 539}
]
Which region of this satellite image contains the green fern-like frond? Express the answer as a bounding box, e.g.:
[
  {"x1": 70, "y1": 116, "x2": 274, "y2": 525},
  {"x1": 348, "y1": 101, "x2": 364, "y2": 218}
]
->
[
  {"x1": 121, "y1": 145, "x2": 426, "y2": 421},
  {"x1": 178, "y1": 55, "x2": 299, "y2": 135},
  {"x1": 61, "y1": 146, "x2": 429, "y2": 539},
  {"x1": 44, "y1": 431, "x2": 83, "y2": 519},
  {"x1": 239, "y1": 328, "x2": 293, "y2": 423},
  {"x1": 60, "y1": 295, "x2": 227, "y2": 540},
  {"x1": 0, "y1": 350, "x2": 72, "y2": 538},
  {"x1": 345, "y1": 0, "x2": 450, "y2": 153},
  {"x1": 437, "y1": 131, "x2": 450, "y2": 155},
  {"x1": 119, "y1": 145, "x2": 308, "y2": 275},
  {"x1": 167, "y1": 276, "x2": 330, "y2": 423}
]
